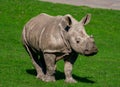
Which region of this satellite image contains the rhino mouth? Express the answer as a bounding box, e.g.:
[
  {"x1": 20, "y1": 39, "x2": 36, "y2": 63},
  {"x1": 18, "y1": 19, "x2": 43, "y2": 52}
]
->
[
  {"x1": 84, "y1": 52, "x2": 97, "y2": 56},
  {"x1": 83, "y1": 49, "x2": 98, "y2": 56}
]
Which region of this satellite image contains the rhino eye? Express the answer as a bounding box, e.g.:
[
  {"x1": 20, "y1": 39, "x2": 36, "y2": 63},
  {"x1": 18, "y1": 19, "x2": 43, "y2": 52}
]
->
[
  {"x1": 76, "y1": 38, "x2": 81, "y2": 43},
  {"x1": 76, "y1": 40, "x2": 80, "y2": 43}
]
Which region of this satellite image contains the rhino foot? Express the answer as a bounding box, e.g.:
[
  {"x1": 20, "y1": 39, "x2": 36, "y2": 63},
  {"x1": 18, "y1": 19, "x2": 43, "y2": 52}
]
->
[
  {"x1": 65, "y1": 78, "x2": 77, "y2": 83},
  {"x1": 36, "y1": 74, "x2": 45, "y2": 80},
  {"x1": 42, "y1": 75, "x2": 56, "y2": 82}
]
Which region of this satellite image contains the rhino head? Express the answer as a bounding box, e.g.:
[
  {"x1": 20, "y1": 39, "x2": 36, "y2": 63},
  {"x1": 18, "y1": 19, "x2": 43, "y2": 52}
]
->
[{"x1": 61, "y1": 14, "x2": 98, "y2": 56}]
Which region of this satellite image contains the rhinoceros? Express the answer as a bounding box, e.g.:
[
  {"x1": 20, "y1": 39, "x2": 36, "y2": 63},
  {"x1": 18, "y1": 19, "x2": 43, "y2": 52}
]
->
[{"x1": 22, "y1": 13, "x2": 98, "y2": 83}]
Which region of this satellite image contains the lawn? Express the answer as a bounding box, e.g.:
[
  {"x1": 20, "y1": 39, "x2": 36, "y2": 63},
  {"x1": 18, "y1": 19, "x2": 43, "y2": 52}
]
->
[{"x1": 0, "y1": 0, "x2": 120, "y2": 87}]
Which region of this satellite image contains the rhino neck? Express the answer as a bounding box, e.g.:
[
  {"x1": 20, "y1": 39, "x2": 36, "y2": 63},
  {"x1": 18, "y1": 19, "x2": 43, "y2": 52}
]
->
[{"x1": 60, "y1": 27, "x2": 72, "y2": 54}]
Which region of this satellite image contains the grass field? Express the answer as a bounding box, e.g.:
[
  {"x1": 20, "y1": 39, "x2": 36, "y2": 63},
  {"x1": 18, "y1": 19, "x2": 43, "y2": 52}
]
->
[{"x1": 0, "y1": 0, "x2": 120, "y2": 87}]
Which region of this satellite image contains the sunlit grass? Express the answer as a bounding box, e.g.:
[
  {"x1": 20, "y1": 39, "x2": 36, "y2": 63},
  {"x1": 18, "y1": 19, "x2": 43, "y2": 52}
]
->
[{"x1": 0, "y1": 0, "x2": 120, "y2": 87}]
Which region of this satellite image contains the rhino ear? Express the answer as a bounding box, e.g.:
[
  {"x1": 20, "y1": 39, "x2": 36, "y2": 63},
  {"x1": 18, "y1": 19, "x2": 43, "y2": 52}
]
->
[
  {"x1": 64, "y1": 14, "x2": 72, "y2": 26},
  {"x1": 59, "y1": 14, "x2": 72, "y2": 32},
  {"x1": 80, "y1": 14, "x2": 91, "y2": 25}
]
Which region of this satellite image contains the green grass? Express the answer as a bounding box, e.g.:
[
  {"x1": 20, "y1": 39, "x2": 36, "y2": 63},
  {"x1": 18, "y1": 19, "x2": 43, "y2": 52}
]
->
[{"x1": 0, "y1": 0, "x2": 120, "y2": 87}]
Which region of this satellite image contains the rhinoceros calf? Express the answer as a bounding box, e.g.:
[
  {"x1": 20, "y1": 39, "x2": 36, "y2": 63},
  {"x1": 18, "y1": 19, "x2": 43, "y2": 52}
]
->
[{"x1": 22, "y1": 13, "x2": 98, "y2": 83}]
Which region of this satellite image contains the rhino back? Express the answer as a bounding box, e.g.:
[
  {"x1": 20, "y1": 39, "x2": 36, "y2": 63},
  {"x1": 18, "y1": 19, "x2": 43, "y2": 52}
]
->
[{"x1": 24, "y1": 13, "x2": 68, "y2": 53}]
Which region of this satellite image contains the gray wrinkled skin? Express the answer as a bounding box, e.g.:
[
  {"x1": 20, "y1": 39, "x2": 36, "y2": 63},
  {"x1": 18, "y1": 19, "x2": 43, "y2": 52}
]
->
[{"x1": 22, "y1": 13, "x2": 98, "y2": 83}]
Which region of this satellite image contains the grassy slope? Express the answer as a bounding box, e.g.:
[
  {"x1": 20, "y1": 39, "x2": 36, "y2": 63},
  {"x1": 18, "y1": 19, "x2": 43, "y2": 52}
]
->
[{"x1": 0, "y1": 0, "x2": 120, "y2": 87}]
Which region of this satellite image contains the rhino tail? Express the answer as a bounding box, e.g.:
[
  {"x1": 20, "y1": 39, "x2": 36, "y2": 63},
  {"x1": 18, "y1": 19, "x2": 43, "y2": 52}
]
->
[{"x1": 22, "y1": 26, "x2": 28, "y2": 45}]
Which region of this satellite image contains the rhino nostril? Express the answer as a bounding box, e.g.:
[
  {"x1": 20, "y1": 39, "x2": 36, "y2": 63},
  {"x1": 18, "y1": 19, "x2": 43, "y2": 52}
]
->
[
  {"x1": 93, "y1": 47, "x2": 98, "y2": 53},
  {"x1": 85, "y1": 49, "x2": 88, "y2": 51},
  {"x1": 95, "y1": 48, "x2": 98, "y2": 52},
  {"x1": 93, "y1": 46, "x2": 97, "y2": 49}
]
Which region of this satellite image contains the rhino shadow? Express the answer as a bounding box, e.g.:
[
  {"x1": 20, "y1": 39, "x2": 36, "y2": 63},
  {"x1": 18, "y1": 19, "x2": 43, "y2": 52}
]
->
[{"x1": 26, "y1": 69, "x2": 95, "y2": 83}]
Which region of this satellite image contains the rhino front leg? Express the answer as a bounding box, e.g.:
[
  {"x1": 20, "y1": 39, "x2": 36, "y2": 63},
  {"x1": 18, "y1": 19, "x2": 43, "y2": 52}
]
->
[
  {"x1": 64, "y1": 53, "x2": 78, "y2": 83},
  {"x1": 43, "y1": 53, "x2": 56, "y2": 82}
]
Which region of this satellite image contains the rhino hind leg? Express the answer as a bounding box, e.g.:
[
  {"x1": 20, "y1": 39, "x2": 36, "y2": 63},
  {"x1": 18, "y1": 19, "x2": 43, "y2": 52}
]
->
[
  {"x1": 42, "y1": 53, "x2": 56, "y2": 82},
  {"x1": 23, "y1": 44, "x2": 45, "y2": 80},
  {"x1": 39, "y1": 52, "x2": 46, "y2": 74}
]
